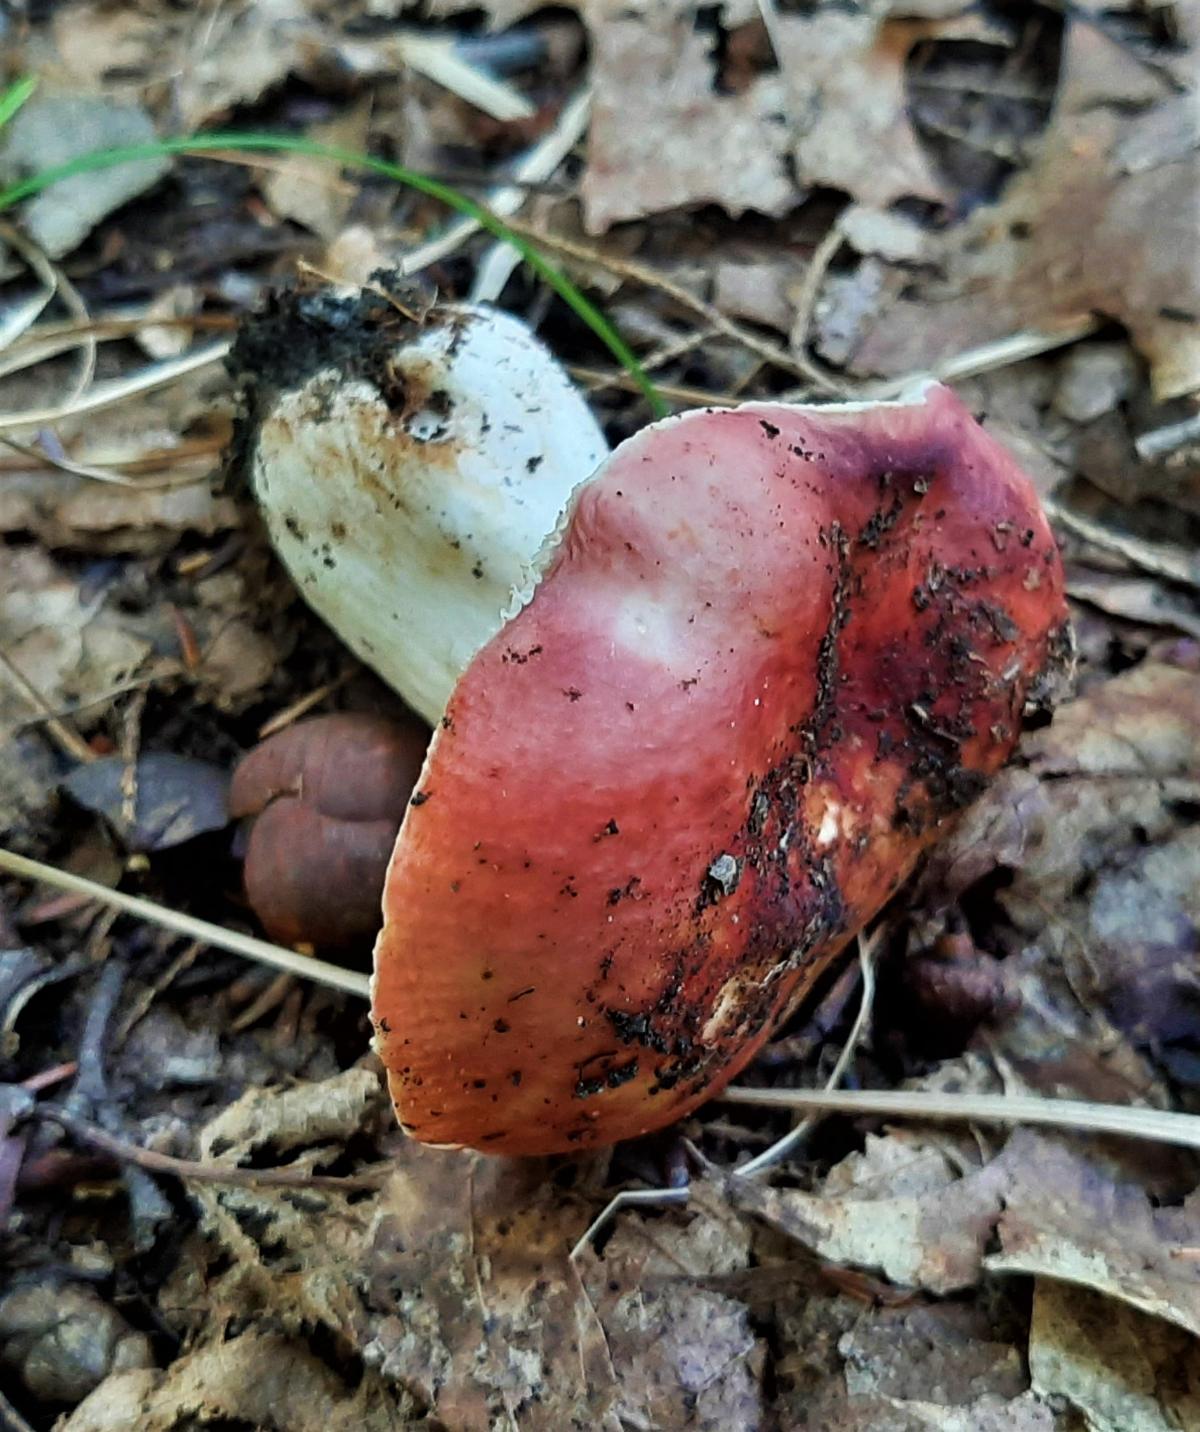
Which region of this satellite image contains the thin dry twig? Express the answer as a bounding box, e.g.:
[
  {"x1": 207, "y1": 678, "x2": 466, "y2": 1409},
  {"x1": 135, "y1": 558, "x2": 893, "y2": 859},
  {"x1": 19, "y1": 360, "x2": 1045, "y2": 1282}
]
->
[
  {"x1": 508, "y1": 216, "x2": 842, "y2": 392},
  {"x1": 230, "y1": 970, "x2": 297, "y2": 1033},
  {"x1": 786, "y1": 224, "x2": 859, "y2": 395},
  {"x1": 1135, "y1": 410, "x2": 1200, "y2": 463},
  {"x1": 256, "y1": 669, "x2": 355, "y2": 740},
  {"x1": 0, "y1": 313, "x2": 234, "y2": 381},
  {"x1": 0, "y1": 848, "x2": 370, "y2": 999},
  {"x1": 0, "y1": 220, "x2": 97, "y2": 403},
  {"x1": 570, "y1": 1186, "x2": 690, "y2": 1261},
  {"x1": 572, "y1": 327, "x2": 720, "y2": 399},
  {"x1": 37, "y1": 1103, "x2": 386, "y2": 1192},
  {"x1": 736, "y1": 925, "x2": 882, "y2": 1177},
  {"x1": 0, "y1": 428, "x2": 216, "y2": 489},
  {"x1": 0, "y1": 341, "x2": 231, "y2": 433},
  {"x1": 13, "y1": 661, "x2": 184, "y2": 734},
  {"x1": 1045, "y1": 494, "x2": 1199, "y2": 589},
  {"x1": 404, "y1": 87, "x2": 592, "y2": 282},
  {"x1": 0, "y1": 646, "x2": 96, "y2": 765},
  {"x1": 21, "y1": 1062, "x2": 77, "y2": 1095},
  {"x1": 718, "y1": 1086, "x2": 1200, "y2": 1150},
  {"x1": 875, "y1": 318, "x2": 1102, "y2": 397},
  {"x1": 566, "y1": 365, "x2": 739, "y2": 408},
  {"x1": 113, "y1": 940, "x2": 204, "y2": 1048},
  {"x1": 781, "y1": 221, "x2": 1100, "y2": 402},
  {"x1": 0, "y1": 1385, "x2": 37, "y2": 1432}
]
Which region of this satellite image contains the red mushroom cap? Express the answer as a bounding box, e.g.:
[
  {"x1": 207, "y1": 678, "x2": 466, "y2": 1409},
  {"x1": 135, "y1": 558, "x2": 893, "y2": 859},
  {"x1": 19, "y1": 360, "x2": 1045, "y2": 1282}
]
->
[{"x1": 372, "y1": 383, "x2": 1070, "y2": 1155}]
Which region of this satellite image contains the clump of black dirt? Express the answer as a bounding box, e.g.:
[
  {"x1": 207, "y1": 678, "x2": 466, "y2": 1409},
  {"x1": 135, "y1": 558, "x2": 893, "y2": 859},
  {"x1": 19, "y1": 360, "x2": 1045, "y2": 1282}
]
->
[{"x1": 225, "y1": 270, "x2": 440, "y2": 487}]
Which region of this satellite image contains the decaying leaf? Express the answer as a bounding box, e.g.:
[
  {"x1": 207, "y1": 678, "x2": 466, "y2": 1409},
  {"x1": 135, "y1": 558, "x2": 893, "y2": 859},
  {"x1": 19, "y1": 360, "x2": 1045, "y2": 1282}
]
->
[
  {"x1": 849, "y1": 23, "x2": 1200, "y2": 399},
  {"x1": 0, "y1": 732, "x2": 61, "y2": 856},
  {"x1": 0, "y1": 366, "x2": 237, "y2": 555},
  {"x1": 838, "y1": 1300, "x2": 1028, "y2": 1405},
  {"x1": 0, "y1": 94, "x2": 169, "y2": 258},
  {"x1": 52, "y1": 0, "x2": 320, "y2": 130},
  {"x1": 728, "y1": 1113, "x2": 1200, "y2": 1347},
  {"x1": 1029, "y1": 1279, "x2": 1200, "y2": 1432},
  {"x1": 366, "y1": 1143, "x2": 621, "y2": 1429},
  {"x1": 769, "y1": 10, "x2": 1005, "y2": 212},
  {"x1": 58, "y1": 1332, "x2": 413, "y2": 1432},
  {"x1": 262, "y1": 101, "x2": 374, "y2": 240},
  {"x1": 726, "y1": 1128, "x2": 1014, "y2": 1296},
  {"x1": 788, "y1": 1389, "x2": 1058, "y2": 1431},
  {"x1": 770, "y1": 1279, "x2": 1055, "y2": 1431},
  {"x1": 163, "y1": 1067, "x2": 390, "y2": 1350},
  {"x1": 198, "y1": 1063, "x2": 388, "y2": 1163},
  {"x1": 986, "y1": 1137, "x2": 1200, "y2": 1337},
  {"x1": 580, "y1": 1181, "x2": 766, "y2": 1429},
  {"x1": 922, "y1": 659, "x2": 1200, "y2": 1089},
  {"x1": 0, "y1": 546, "x2": 151, "y2": 739},
  {"x1": 1066, "y1": 568, "x2": 1200, "y2": 643},
  {"x1": 582, "y1": 5, "x2": 800, "y2": 232},
  {"x1": 62, "y1": 752, "x2": 230, "y2": 852}
]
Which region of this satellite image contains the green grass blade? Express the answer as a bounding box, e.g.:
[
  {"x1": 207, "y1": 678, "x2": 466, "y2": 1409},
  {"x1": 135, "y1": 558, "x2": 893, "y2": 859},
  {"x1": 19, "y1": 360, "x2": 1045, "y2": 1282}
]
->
[
  {"x1": 0, "y1": 75, "x2": 37, "y2": 132},
  {"x1": 0, "y1": 129, "x2": 668, "y2": 417}
]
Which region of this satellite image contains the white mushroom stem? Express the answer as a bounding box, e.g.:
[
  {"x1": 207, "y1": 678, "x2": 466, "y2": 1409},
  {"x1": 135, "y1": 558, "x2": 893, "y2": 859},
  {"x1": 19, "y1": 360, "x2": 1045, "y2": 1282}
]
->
[{"x1": 247, "y1": 299, "x2": 608, "y2": 723}]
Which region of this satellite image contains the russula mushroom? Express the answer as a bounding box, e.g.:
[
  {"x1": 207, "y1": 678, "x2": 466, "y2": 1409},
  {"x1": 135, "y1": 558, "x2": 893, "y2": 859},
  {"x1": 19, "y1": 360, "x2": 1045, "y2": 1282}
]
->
[
  {"x1": 371, "y1": 381, "x2": 1071, "y2": 1155},
  {"x1": 230, "y1": 712, "x2": 427, "y2": 952},
  {"x1": 236, "y1": 284, "x2": 608, "y2": 724}
]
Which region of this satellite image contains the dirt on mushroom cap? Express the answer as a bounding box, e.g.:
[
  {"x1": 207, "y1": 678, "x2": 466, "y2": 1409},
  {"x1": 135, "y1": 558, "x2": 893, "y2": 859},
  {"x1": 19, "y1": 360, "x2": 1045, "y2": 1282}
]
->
[{"x1": 372, "y1": 383, "x2": 1071, "y2": 1156}]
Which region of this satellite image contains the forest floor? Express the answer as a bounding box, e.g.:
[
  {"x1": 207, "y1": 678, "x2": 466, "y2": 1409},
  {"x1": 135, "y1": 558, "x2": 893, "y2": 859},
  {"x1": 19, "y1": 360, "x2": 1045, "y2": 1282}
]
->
[{"x1": 0, "y1": 2, "x2": 1198, "y2": 1429}]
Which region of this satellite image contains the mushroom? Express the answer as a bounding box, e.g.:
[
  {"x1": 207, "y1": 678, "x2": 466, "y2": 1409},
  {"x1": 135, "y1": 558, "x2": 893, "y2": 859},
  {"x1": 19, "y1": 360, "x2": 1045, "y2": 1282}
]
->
[
  {"x1": 236, "y1": 283, "x2": 608, "y2": 724},
  {"x1": 371, "y1": 381, "x2": 1071, "y2": 1155},
  {"x1": 230, "y1": 712, "x2": 427, "y2": 953}
]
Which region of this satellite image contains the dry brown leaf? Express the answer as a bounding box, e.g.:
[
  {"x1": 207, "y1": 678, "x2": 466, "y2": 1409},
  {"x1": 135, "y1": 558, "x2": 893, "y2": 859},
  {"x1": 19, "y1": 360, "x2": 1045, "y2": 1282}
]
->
[
  {"x1": 785, "y1": 1389, "x2": 1057, "y2": 1431},
  {"x1": 916, "y1": 659, "x2": 1199, "y2": 1101},
  {"x1": 52, "y1": 0, "x2": 319, "y2": 130},
  {"x1": 727, "y1": 1128, "x2": 1013, "y2": 1295},
  {"x1": 0, "y1": 363, "x2": 237, "y2": 553},
  {"x1": 262, "y1": 100, "x2": 373, "y2": 241},
  {"x1": 582, "y1": 4, "x2": 800, "y2": 233},
  {"x1": 714, "y1": 255, "x2": 804, "y2": 334},
  {"x1": 366, "y1": 1141, "x2": 621, "y2": 1429},
  {"x1": 51, "y1": 3, "x2": 162, "y2": 89},
  {"x1": 839, "y1": 1301, "x2": 1027, "y2": 1405},
  {"x1": 168, "y1": 0, "x2": 321, "y2": 130},
  {"x1": 986, "y1": 1137, "x2": 1200, "y2": 1336},
  {"x1": 191, "y1": 616, "x2": 284, "y2": 711},
  {"x1": 769, "y1": 1274, "x2": 1054, "y2": 1431},
  {"x1": 851, "y1": 23, "x2": 1200, "y2": 399},
  {"x1": 1066, "y1": 568, "x2": 1200, "y2": 642},
  {"x1": 0, "y1": 477, "x2": 240, "y2": 554},
  {"x1": 59, "y1": 1332, "x2": 413, "y2": 1432},
  {"x1": 731, "y1": 1121, "x2": 1200, "y2": 1348},
  {"x1": 769, "y1": 11, "x2": 972, "y2": 211},
  {"x1": 0, "y1": 546, "x2": 151, "y2": 738},
  {"x1": 1024, "y1": 660, "x2": 1200, "y2": 778},
  {"x1": 924, "y1": 660, "x2": 1200, "y2": 906},
  {"x1": 198, "y1": 1064, "x2": 387, "y2": 1161},
  {"x1": 580, "y1": 1180, "x2": 765, "y2": 1429},
  {"x1": 0, "y1": 730, "x2": 61, "y2": 854},
  {"x1": 1029, "y1": 1279, "x2": 1200, "y2": 1432}
]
